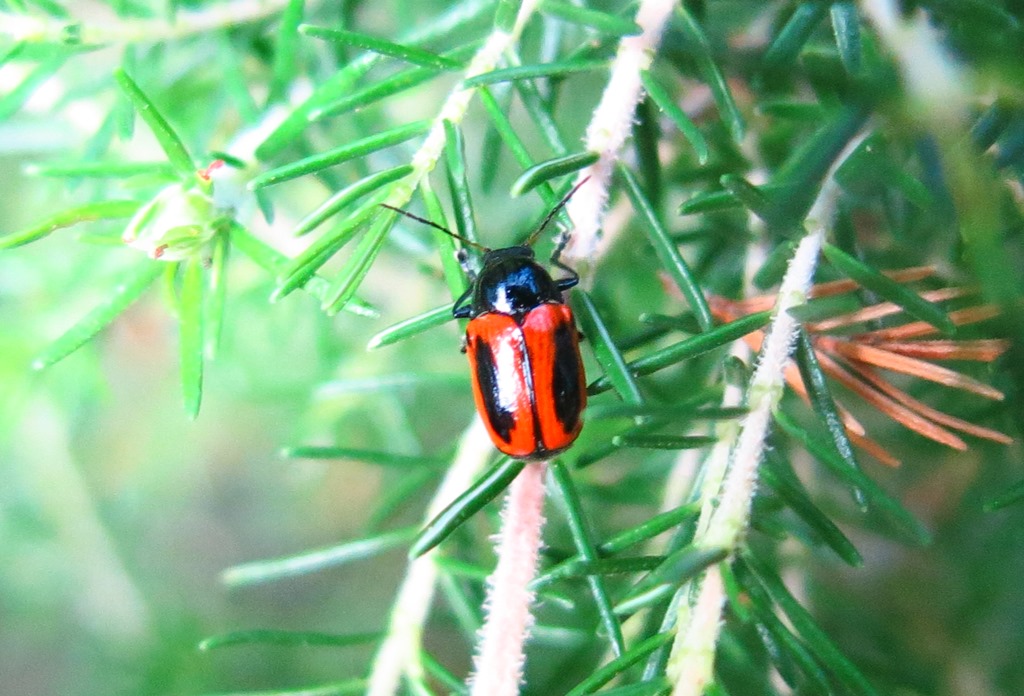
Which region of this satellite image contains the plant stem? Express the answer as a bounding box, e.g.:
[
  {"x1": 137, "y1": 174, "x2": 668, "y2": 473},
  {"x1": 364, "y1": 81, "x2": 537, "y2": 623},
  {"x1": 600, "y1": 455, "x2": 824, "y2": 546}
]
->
[
  {"x1": 366, "y1": 417, "x2": 494, "y2": 696},
  {"x1": 382, "y1": 0, "x2": 539, "y2": 212},
  {"x1": 468, "y1": 461, "x2": 548, "y2": 696},
  {"x1": 563, "y1": 0, "x2": 677, "y2": 272},
  {"x1": 665, "y1": 131, "x2": 867, "y2": 695}
]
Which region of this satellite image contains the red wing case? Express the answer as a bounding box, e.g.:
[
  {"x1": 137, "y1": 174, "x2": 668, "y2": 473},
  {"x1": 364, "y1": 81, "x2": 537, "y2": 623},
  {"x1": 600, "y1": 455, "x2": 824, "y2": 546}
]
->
[
  {"x1": 466, "y1": 312, "x2": 538, "y2": 458},
  {"x1": 465, "y1": 304, "x2": 586, "y2": 460},
  {"x1": 521, "y1": 303, "x2": 586, "y2": 453}
]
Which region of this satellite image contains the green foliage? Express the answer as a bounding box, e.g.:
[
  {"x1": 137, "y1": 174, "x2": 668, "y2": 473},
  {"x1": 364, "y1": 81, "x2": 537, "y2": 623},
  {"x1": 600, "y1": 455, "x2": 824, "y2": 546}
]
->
[{"x1": 1, "y1": 1, "x2": 1022, "y2": 695}]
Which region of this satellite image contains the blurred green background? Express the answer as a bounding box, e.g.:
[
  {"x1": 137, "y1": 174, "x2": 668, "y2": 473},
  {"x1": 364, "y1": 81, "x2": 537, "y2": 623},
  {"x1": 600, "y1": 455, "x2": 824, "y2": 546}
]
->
[{"x1": 2, "y1": 1, "x2": 1024, "y2": 695}]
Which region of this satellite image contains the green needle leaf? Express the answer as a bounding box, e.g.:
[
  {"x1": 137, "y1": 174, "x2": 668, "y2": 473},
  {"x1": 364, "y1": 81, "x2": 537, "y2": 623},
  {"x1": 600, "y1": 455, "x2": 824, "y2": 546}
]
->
[
  {"x1": 32, "y1": 263, "x2": 163, "y2": 370},
  {"x1": 443, "y1": 120, "x2": 480, "y2": 247},
  {"x1": 223, "y1": 527, "x2": 418, "y2": 587},
  {"x1": 290, "y1": 164, "x2": 413, "y2": 237},
  {"x1": 588, "y1": 683, "x2": 671, "y2": 696},
  {"x1": 267, "y1": 0, "x2": 306, "y2": 104},
  {"x1": 506, "y1": 48, "x2": 570, "y2": 155},
  {"x1": 309, "y1": 43, "x2": 480, "y2": 122},
  {"x1": 673, "y1": 5, "x2": 745, "y2": 143},
  {"x1": 741, "y1": 553, "x2": 881, "y2": 696},
  {"x1": 113, "y1": 68, "x2": 195, "y2": 178},
  {"x1": 794, "y1": 327, "x2": 865, "y2": 509},
  {"x1": 249, "y1": 122, "x2": 428, "y2": 189},
  {"x1": 24, "y1": 160, "x2": 175, "y2": 179},
  {"x1": 719, "y1": 174, "x2": 772, "y2": 221},
  {"x1": 984, "y1": 479, "x2": 1024, "y2": 511},
  {"x1": 534, "y1": 503, "x2": 702, "y2": 591},
  {"x1": 821, "y1": 243, "x2": 956, "y2": 334},
  {"x1": 300, "y1": 25, "x2": 462, "y2": 70},
  {"x1": 366, "y1": 304, "x2": 455, "y2": 350},
  {"x1": 588, "y1": 403, "x2": 744, "y2": 421},
  {"x1": 830, "y1": 1, "x2": 862, "y2": 74},
  {"x1": 753, "y1": 240, "x2": 797, "y2": 289},
  {"x1": 639, "y1": 70, "x2": 709, "y2": 164},
  {"x1": 540, "y1": 0, "x2": 641, "y2": 36},
  {"x1": 761, "y1": 2, "x2": 829, "y2": 75},
  {"x1": 550, "y1": 459, "x2": 626, "y2": 657},
  {"x1": 639, "y1": 545, "x2": 728, "y2": 590},
  {"x1": 619, "y1": 164, "x2": 713, "y2": 331},
  {"x1": 510, "y1": 151, "x2": 598, "y2": 197},
  {"x1": 588, "y1": 311, "x2": 771, "y2": 394},
  {"x1": 461, "y1": 59, "x2": 609, "y2": 88},
  {"x1": 741, "y1": 577, "x2": 832, "y2": 693},
  {"x1": 612, "y1": 434, "x2": 718, "y2": 450},
  {"x1": 565, "y1": 632, "x2": 674, "y2": 696},
  {"x1": 281, "y1": 447, "x2": 448, "y2": 468},
  {"x1": 0, "y1": 56, "x2": 66, "y2": 121},
  {"x1": 775, "y1": 410, "x2": 931, "y2": 546},
  {"x1": 228, "y1": 222, "x2": 378, "y2": 317},
  {"x1": 203, "y1": 230, "x2": 229, "y2": 359},
  {"x1": 199, "y1": 629, "x2": 380, "y2": 651},
  {"x1": 410, "y1": 457, "x2": 526, "y2": 558},
  {"x1": 0, "y1": 200, "x2": 141, "y2": 249},
  {"x1": 421, "y1": 179, "x2": 470, "y2": 298},
  {"x1": 478, "y1": 85, "x2": 559, "y2": 206},
  {"x1": 544, "y1": 557, "x2": 667, "y2": 584},
  {"x1": 572, "y1": 290, "x2": 643, "y2": 406},
  {"x1": 255, "y1": 1, "x2": 493, "y2": 157},
  {"x1": 678, "y1": 183, "x2": 795, "y2": 216},
  {"x1": 322, "y1": 209, "x2": 399, "y2": 314},
  {"x1": 274, "y1": 189, "x2": 393, "y2": 301},
  {"x1": 762, "y1": 454, "x2": 862, "y2": 566},
  {"x1": 179, "y1": 256, "x2": 205, "y2": 419},
  {"x1": 599, "y1": 503, "x2": 700, "y2": 555}
]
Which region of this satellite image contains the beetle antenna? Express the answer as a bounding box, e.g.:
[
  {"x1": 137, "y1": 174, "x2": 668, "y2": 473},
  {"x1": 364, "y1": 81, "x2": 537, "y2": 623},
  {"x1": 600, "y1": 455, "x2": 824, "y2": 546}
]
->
[
  {"x1": 524, "y1": 175, "x2": 591, "y2": 248},
  {"x1": 381, "y1": 204, "x2": 489, "y2": 252}
]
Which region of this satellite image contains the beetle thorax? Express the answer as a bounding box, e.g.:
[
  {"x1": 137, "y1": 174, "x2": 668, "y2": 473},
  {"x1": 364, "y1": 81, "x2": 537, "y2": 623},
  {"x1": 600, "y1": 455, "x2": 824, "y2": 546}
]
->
[{"x1": 472, "y1": 247, "x2": 563, "y2": 318}]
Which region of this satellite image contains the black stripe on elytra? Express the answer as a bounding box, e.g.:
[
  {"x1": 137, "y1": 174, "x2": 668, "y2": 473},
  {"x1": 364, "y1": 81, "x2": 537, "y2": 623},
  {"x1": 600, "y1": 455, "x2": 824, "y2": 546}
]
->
[
  {"x1": 474, "y1": 337, "x2": 516, "y2": 445},
  {"x1": 550, "y1": 320, "x2": 583, "y2": 433}
]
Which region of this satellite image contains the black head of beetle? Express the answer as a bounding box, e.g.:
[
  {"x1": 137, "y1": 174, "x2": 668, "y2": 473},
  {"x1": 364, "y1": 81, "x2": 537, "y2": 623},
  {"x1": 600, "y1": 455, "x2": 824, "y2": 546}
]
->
[{"x1": 452, "y1": 246, "x2": 578, "y2": 320}]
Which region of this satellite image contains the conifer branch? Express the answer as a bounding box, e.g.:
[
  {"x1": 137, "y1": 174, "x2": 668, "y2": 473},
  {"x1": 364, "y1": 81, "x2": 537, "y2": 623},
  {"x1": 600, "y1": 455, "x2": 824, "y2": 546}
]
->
[
  {"x1": 366, "y1": 418, "x2": 494, "y2": 696},
  {"x1": 468, "y1": 461, "x2": 548, "y2": 695},
  {"x1": 562, "y1": 0, "x2": 678, "y2": 272},
  {"x1": 666, "y1": 132, "x2": 868, "y2": 695}
]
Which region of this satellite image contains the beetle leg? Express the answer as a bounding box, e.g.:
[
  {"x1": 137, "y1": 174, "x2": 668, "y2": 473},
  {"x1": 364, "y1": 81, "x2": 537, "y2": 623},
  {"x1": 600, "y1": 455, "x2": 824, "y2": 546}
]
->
[
  {"x1": 459, "y1": 334, "x2": 468, "y2": 353},
  {"x1": 550, "y1": 230, "x2": 580, "y2": 290},
  {"x1": 453, "y1": 284, "x2": 474, "y2": 319}
]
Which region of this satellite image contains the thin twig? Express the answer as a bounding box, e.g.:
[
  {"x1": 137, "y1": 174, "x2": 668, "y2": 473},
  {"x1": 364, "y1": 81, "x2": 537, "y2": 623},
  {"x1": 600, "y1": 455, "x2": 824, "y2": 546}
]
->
[
  {"x1": 468, "y1": 461, "x2": 548, "y2": 696},
  {"x1": 366, "y1": 418, "x2": 494, "y2": 696},
  {"x1": 666, "y1": 130, "x2": 869, "y2": 696},
  {"x1": 459, "y1": 0, "x2": 678, "y2": 687},
  {"x1": 562, "y1": 0, "x2": 678, "y2": 273},
  {"x1": 363, "y1": 4, "x2": 543, "y2": 690}
]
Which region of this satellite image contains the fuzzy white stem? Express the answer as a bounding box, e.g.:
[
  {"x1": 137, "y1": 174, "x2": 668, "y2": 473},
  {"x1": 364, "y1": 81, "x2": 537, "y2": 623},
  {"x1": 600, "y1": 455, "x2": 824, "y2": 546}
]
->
[
  {"x1": 366, "y1": 417, "x2": 494, "y2": 696},
  {"x1": 859, "y1": 0, "x2": 969, "y2": 128},
  {"x1": 563, "y1": 0, "x2": 677, "y2": 268},
  {"x1": 666, "y1": 129, "x2": 868, "y2": 695},
  {"x1": 468, "y1": 461, "x2": 548, "y2": 696},
  {"x1": 382, "y1": 0, "x2": 539, "y2": 210},
  {"x1": 666, "y1": 227, "x2": 823, "y2": 696}
]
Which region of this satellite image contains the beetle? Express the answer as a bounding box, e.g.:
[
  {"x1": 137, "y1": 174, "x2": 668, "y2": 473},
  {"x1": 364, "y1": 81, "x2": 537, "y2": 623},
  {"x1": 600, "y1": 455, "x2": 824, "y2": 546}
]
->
[{"x1": 384, "y1": 179, "x2": 588, "y2": 460}]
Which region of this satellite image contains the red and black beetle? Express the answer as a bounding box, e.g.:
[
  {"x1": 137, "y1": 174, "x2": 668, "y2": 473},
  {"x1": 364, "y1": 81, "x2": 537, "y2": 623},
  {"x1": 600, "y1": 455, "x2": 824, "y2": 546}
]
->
[
  {"x1": 453, "y1": 244, "x2": 586, "y2": 460},
  {"x1": 385, "y1": 180, "x2": 588, "y2": 460}
]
